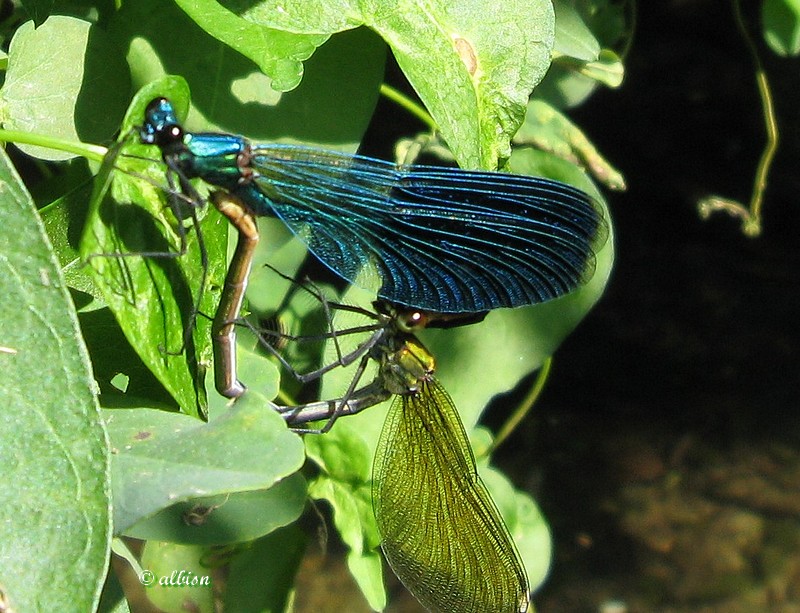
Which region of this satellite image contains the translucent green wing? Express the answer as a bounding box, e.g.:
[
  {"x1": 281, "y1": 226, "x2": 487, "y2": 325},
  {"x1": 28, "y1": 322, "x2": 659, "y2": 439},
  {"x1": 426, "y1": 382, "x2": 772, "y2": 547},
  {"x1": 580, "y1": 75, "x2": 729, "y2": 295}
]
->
[{"x1": 373, "y1": 378, "x2": 529, "y2": 613}]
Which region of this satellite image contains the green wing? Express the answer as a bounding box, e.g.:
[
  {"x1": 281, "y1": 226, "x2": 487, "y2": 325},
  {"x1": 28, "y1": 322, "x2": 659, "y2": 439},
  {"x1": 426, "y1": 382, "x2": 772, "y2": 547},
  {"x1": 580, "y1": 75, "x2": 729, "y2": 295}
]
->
[{"x1": 373, "y1": 378, "x2": 529, "y2": 613}]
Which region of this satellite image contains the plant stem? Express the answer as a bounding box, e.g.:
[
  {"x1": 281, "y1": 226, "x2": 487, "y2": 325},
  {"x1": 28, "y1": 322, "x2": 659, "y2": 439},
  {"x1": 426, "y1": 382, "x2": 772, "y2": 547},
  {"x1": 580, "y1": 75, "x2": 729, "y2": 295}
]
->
[
  {"x1": 698, "y1": 0, "x2": 779, "y2": 236},
  {"x1": 735, "y1": 0, "x2": 778, "y2": 236},
  {"x1": 491, "y1": 357, "x2": 552, "y2": 453},
  {"x1": 379, "y1": 84, "x2": 438, "y2": 132},
  {"x1": 0, "y1": 129, "x2": 107, "y2": 163}
]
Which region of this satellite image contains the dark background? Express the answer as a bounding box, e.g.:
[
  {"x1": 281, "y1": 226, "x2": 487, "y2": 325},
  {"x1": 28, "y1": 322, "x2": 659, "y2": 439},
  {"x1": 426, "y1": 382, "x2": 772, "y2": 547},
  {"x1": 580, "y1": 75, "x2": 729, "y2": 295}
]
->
[{"x1": 499, "y1": 2, "x2": 800, "y2": 611}]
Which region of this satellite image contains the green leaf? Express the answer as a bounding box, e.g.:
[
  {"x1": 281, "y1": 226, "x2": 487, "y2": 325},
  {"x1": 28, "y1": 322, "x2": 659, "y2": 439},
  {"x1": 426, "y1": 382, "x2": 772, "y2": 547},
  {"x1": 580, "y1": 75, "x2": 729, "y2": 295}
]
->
[
  {"x1": 126, "y1": 475, "x2": 306, "y2": 545},
  {"x1": 224, "y1": 525, "x2": 307, "y2": 613},
  {"x1": 221, "y1": 0, "x2": 359, "y2": 32},
  {"x1": 140, "y1": 542, "x2": 215, "y2": 613},
  {"x1": 0, "y1": 146, "x2": 110, "y2": 611},
  {"x1": 306, "y1": 418, "x2": 374, "y2": 483},
  {"x1": 80, "y1": 78, "x2": 226, "y2": 416},
  {"x1": 165, "y1": 0, "x2": 553, "y2": 168},
  {"x1": 552, "y1": 0, "x2": 600, "y2": 61},
  {"x1": 108, "y1": 4, "x2": 385, "y2": 147},
  {"x1": 104, "y1": 391, "x2": 305, "y2": 535},
  {"x1": 174, "y1": 0, "x2": 330, "y2": 91},
  {"x1": 762, "y1": 0, "x2": 800, "y2": 56},
  {"x1": 362, "y1": 0, "x2": 555, "y2": 168},
  {"x1": 1, "y1": 16, "x2": 130, "y2": 160},
  {"x1": 346, "y1": 550, "x2": 386, "y2": 611},
  {"x1": 306, "y1": 427, "x2": 386, "y2": 611}
]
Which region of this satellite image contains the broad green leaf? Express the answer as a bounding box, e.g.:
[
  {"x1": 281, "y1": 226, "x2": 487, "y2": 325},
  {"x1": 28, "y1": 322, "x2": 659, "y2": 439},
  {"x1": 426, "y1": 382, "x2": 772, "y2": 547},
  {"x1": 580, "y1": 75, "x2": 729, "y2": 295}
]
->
[
  {"x1": 305, "y1": 429, "x2": 380, "y2": 556},
  {"x1": 1, "y1": 16, "x2": 130, "y2": 160},
  {"x1": 309, "y1": 475, "x2": 386, "y2": 611},
  {"x1": 174, "y1": 0, "x2": 330, "y2": 91},
  {"x1": 0, "y1": 147, "x2": 110, "y2": 612},
  {"x1": 80, "y1": 78, "x2": 226, "y2": 416},
  {"x1": 221, "y1": 0, "x2": 359, "y2": 32},
  {"x1": 362, "y1": 0, "x2": 554, "y2": 169},
  {"x1": 126, "y1": 475, "x2": 306, "y2": 545},
  {"x1": 763, "y1": 0, "x2": 800, "y2": 56},
  {"x1": 104, "y1": 391, "x2": 304, "y2": 535},
  {"x1": 224, "y1": 525, "x2": 307, "y2": 613},
  {"x1": 140, "y1": 542, "x2": 215, "y2": 613},
  {"x1": 552, "y1": 0, "x2": 600, "y2": 61},
  {"x1": 173, "y1": 0, "x2": 553, "y2": 168},
  {"x1": 346, "y1": 550, "x2": 386, "y2": 612},
  {"x1": 108, "y1": 4, "x2": 385, "y2": 147},
  {"x1": 305, "y1": 416, "x2": 375, "y2": 484}
]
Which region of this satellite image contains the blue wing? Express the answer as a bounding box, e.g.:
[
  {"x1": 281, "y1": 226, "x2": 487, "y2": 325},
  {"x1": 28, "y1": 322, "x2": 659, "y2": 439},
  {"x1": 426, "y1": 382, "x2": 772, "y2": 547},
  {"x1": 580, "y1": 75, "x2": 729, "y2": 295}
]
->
[{"x1": 229, "y1": 144, "x2": 607, "y2": 313}]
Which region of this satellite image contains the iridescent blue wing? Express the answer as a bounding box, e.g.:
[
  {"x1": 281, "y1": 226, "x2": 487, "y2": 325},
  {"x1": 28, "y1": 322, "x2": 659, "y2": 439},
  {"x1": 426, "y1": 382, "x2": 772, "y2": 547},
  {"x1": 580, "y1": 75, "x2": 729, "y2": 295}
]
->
[{"x1": 234, "y1": 144, "x2": 607, "y2": 314}]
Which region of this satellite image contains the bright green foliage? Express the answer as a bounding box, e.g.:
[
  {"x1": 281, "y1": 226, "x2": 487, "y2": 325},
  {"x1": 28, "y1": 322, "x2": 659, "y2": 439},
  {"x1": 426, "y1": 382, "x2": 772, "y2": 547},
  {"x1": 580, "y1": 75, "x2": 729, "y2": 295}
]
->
[
  {"x1": 762, "y1": 0, "x2": 800, "y2": 56},
  {"x1": 2, "y1": 16, "x2": 130, "y2": 160},
  {"x1": 171, "y1": 0, "x2": 557, "y2": 169},
  {"x1": 361, "y1": 0, "x2": 554, "y2": 169},
  {"x1": 0, "y1": 1, "x2": 621, "y2": 611},
  {"x1": 80, "y1": 79, "x2": 225, "y2": 418},
  {"x1": 536, "y1": 0, "x2": 627, "y2": 108},
  {"x1": 0, "y1": 148, "x2": 110, "y2": 612},
  {"x1": 104, "y1": 392, "x2": 305, "y2": 537},
  {"x1": 306, "y1": 425, "x2": 386, "y2": 610}
]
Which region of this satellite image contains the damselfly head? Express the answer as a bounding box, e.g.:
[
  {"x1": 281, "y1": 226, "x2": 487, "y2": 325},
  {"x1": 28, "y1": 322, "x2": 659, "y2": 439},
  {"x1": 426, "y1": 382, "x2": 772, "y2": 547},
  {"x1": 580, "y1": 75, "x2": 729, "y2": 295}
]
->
[
  {"x1": 140, "y1": 97, "x2": 183, "y2": 148},
  {"x1": 376, "y1": 299, "x2": 487, "y2": 333},
  {"x1": 395, "y1": 307, "x2": 428, "y2": 332}
]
